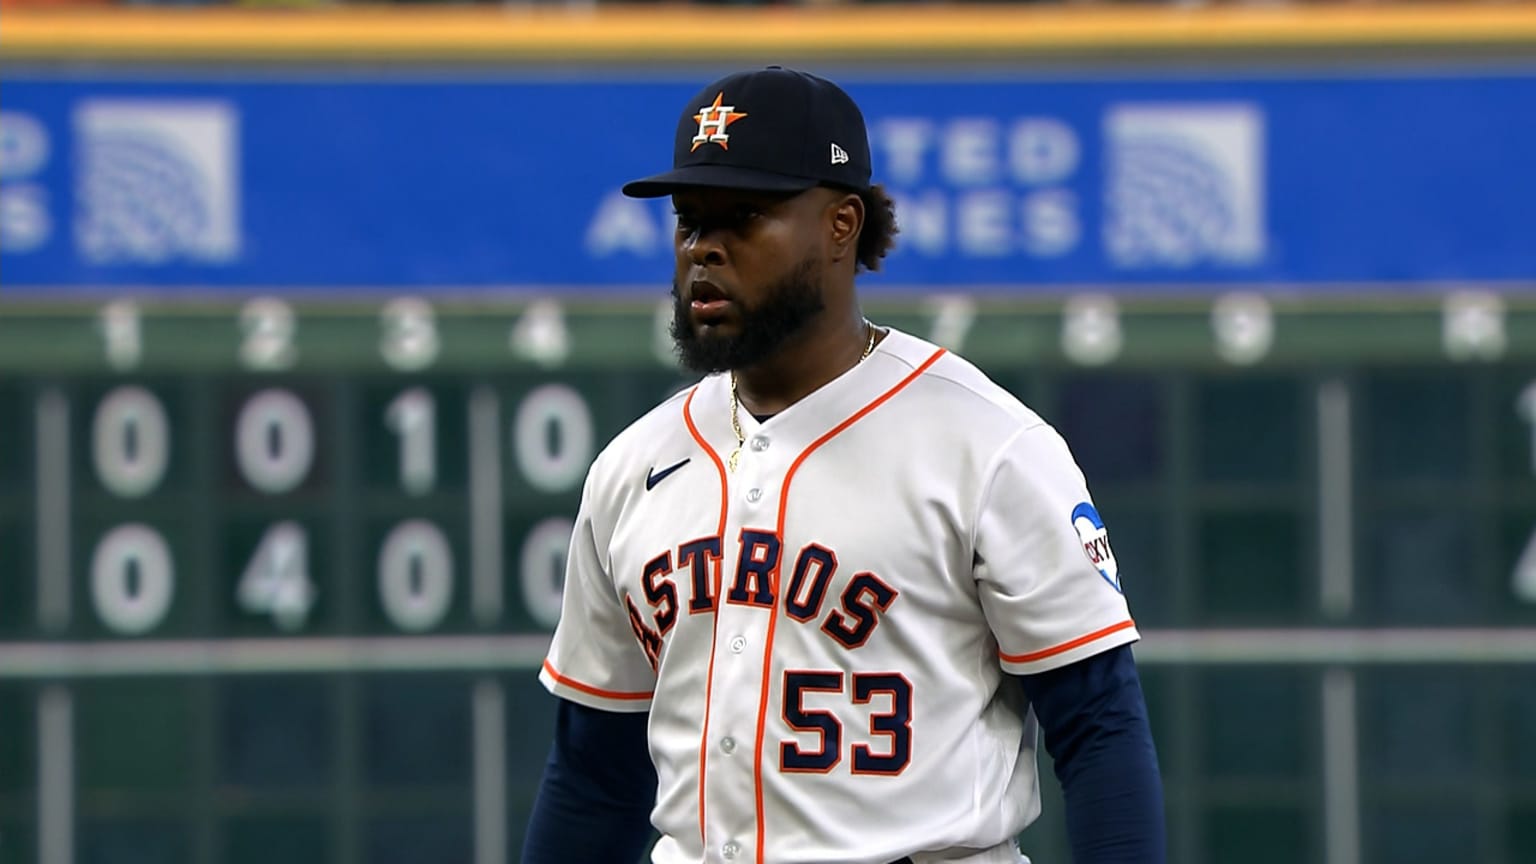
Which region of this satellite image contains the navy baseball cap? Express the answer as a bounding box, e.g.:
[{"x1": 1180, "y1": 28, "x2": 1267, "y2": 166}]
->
[{"x1": 621, "y1": 66, "x2": 872, "y2": 198}]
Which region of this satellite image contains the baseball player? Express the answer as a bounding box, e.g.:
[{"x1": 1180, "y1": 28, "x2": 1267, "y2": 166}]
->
[{"x1": 523, "y1": 67, "x2": 1165, "y2": 864}]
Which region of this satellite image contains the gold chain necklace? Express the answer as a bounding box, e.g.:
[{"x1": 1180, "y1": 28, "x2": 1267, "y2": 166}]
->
[{"x1": 728, "y1": 320, "x2": 876, "y2": 473}]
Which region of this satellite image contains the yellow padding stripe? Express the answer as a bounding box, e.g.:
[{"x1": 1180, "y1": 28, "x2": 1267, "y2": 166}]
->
[{"x1": 4, "y1": 5, "x2": 1536, "y2": 61}]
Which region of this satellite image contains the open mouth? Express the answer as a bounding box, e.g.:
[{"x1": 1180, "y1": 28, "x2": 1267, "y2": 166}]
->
[{"x1": 689, "y1": 281, "x2": 734, "y2": 319}]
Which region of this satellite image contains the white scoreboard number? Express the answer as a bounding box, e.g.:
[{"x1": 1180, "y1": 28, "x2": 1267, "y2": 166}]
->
[
  {"x1": 90, "y1": 523, "x2": 175, "y2": 636},
  {"x1": 93, "y1": 385, "x2": 170, "y2": 499},
  {"x1": 85, "y1": 374, "x2": 594, "y2": 637},
  {"x1": 237, "y1": 520, "x2": 315, "y2": 632},
  {"x1": 90, "y1": 388, "x2": 175, "y2": 634},
  {"x1": 232, "y1": 389, "x2": 320, "y2": 630},
  {"x1": 73, "y1": 296, "x2": 1536, "y2": 641},
  {"x1": 378, "y1": 519, "x2": 454, "y2": 633}
]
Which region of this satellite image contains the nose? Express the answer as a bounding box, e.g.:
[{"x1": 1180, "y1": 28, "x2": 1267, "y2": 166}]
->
[{"x1": 682, "y1": 226, "x2": 727, "y2": 267}]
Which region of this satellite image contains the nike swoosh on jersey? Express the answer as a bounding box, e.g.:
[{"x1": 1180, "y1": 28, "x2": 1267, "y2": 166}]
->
[{"x1": 645, "y1": 458, "x2": 691, "y2": 490}]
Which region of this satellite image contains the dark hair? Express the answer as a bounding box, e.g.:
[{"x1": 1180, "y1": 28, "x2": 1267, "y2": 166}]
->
[{"x1": 855, "y1": 184, "x2": 899, "y2": 272}]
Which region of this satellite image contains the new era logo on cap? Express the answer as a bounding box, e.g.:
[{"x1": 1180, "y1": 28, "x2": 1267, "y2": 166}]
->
[{"x1": 621, "y1": 66, "x2": 873, "y2": 198}]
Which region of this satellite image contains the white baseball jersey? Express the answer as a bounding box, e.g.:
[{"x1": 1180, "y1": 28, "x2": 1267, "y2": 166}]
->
[{"x1": 540, "y1": 327, "x2": 1139, "y2": 864}]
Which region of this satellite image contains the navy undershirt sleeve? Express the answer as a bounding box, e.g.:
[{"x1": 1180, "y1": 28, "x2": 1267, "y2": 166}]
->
[
  {"x1": 521, "y1": 698, "x2": 657, "y2": 864},
  {"x1": 1016, "y1": 644, "x2": 1167, "y2": 864}
]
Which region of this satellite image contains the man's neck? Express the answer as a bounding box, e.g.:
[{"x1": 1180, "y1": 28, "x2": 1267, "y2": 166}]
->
[{"x1": 733, "y1": 311, "x2": 870, "y2": 417}]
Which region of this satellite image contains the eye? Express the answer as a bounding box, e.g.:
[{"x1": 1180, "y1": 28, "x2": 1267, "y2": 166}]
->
[
  {"x1": 672, "y1": 211, "x2": 698, "y2": 233},
  {"x1": 734, "y1": 205, "x2": 762, "y2": 224}
]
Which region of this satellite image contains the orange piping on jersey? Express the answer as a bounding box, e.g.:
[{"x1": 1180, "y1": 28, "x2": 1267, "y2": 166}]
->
[
  {"x1": 752, "y1": 347, "x2": 947, "y2": 858},
  {"x1": 998, "y1": 619, "x2": 1138, "y2": 664},
  {"x1": 542, "y1": 659, "x2": 654, "y2": 701},
  {"x1": 683, "y1": 385, "x2": 731, "y2": 847},
  {"x1": 770, "y1": 349, "x2": 947, "y2": 533}
]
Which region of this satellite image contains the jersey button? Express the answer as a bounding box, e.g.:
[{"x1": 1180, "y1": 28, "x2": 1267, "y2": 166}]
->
[
  {"x1": 728, "y1": 635, "x2": 746, "y2": 653},
  {"x1": 746, "y1": 487, "x2": 762, "y2": 503},
  {"x1": 749, "y1": 435, "x2": 769, "y2": 452},
  {"x1": 720, "y1": 736, "x2": 736, "y2": 754},
  {"x1": 722, "y1": 841, "x2": 741, "y2": 860}
]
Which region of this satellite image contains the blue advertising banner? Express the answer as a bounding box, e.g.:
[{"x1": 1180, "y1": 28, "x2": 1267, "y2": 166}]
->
[{"x1": 2, "y1": 67, "x2": 1534, "y2": 293}]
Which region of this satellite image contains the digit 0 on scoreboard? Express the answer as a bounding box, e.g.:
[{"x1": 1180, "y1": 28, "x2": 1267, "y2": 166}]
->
[
  {"x1": 74, "y1": 380, "x2": 204, "y2": 639},
  {"x1": 495, "y1": 375, "x2": 670, "y2": 634},
  {"x1": 357, "y1": 380, "x2": 472, "y2": 634},
  {"x1": 218, "y1": 382, "x2": 338, "y2": 636},
  {"x1": 370, "y1": 519, "x2": 461, "y2": 633}
]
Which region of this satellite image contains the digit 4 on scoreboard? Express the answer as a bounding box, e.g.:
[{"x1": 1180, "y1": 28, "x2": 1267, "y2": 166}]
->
[{"x1": 237, "y1": 521, "x2": 316, "y2": 631}]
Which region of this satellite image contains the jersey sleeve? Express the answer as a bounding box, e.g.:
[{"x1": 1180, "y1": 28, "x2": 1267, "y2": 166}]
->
[
  {"x1": 973, "y1": 423, "x2": 1140, "y2": 676},
  {"x1": 539, "y1": 466, "x2": 656, "y2": 712}
]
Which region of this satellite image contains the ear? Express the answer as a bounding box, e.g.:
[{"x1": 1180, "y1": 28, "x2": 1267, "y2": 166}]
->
[{"x1": 827, "y1": 192, "x2": 864, "y2": 264}]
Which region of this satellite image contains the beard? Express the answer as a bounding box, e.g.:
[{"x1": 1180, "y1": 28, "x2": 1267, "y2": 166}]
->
[{"x1": 670, "y1": 257, "x2": 826, "y2": 375}]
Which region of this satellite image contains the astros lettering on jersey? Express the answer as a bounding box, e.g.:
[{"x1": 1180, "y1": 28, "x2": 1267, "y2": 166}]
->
[{"x1": 540, "y1": 328, "x2": 1139, "y2": 864}]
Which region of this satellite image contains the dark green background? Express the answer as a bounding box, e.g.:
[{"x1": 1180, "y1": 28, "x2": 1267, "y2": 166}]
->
[{"x1": 1, "y1": 299, "x2": 1534, "y2": 863}]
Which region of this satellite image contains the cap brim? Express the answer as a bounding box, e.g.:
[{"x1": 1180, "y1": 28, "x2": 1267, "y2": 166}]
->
[{"x1": 621, "y1": 164, "x2": 818, "y2": 198}]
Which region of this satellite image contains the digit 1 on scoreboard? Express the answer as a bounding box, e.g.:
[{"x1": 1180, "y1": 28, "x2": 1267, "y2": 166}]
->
[
  {"x1": 1514, "y1": 381, "x2": 1536, "y2": 604},
  {"x1": 385, "y1": 388, "x2": 436, "y2": 495}
]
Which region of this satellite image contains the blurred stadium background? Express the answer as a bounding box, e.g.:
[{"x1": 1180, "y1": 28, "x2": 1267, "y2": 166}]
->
[{"x1": 2, "y1": 1, "x2": 1536, "y2": 863}]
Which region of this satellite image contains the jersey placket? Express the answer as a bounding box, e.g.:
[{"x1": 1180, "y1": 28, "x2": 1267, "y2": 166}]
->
[{"x1": 701, "y1": 407, "x2": 786, "y2": 864}]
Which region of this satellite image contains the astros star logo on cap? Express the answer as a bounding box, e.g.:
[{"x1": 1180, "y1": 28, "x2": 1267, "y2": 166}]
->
[
  {"x1": 621, "y1": 67, "x2": 872, "y2": 198},
  {"x1": 691, "y1": 92, "x2": 748, "y2": 152}
]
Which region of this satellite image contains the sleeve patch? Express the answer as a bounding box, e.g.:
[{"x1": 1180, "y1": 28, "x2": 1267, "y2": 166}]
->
[{"x1": 1071, "y1": 502, "x2": 1121, "y2": 593}]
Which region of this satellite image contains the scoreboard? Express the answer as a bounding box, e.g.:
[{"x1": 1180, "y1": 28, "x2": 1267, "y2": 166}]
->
[{"x1": 2, "y1": 291, "x2": 1536, "y2": 864}]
